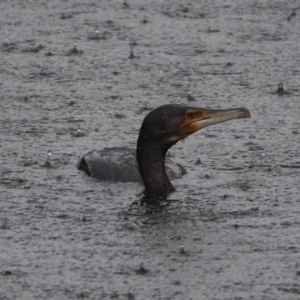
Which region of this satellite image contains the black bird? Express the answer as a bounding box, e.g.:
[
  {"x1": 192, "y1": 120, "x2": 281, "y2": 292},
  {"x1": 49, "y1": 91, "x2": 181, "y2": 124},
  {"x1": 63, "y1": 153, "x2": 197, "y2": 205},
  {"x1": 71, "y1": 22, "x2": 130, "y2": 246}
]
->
[{"x1": 77, "y1": 104, "x2": 250, "y2": 194}]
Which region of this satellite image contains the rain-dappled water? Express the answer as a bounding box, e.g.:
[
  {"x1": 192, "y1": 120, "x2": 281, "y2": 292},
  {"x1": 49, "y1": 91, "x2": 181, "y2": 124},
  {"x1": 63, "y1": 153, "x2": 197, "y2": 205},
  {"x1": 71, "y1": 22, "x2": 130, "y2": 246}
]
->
[{"x1": 1, "y1": 0, "x2": 300, "y2": 299}]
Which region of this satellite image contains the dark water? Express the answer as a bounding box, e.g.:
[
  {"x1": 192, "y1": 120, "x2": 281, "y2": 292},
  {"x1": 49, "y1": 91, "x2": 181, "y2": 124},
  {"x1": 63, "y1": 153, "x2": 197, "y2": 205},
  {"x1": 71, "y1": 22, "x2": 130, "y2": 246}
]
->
[{"x1": 1, "y1": 0, "x2": 300, "y2": 299}]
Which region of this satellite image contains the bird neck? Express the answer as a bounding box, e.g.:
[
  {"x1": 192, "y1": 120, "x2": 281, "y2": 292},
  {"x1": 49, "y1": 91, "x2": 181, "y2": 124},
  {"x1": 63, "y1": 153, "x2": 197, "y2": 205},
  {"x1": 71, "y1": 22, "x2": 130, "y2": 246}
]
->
[{"x1": 137, "y1": 134, "x2": 174, "y2": 194}]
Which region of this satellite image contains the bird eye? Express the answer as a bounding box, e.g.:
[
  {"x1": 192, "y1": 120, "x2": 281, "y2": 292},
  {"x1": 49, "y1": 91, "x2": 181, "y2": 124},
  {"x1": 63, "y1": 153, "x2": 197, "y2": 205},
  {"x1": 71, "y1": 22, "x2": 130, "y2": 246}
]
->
[{"x1": 186, "y1": 111, "x2": 194, "y2": 118}]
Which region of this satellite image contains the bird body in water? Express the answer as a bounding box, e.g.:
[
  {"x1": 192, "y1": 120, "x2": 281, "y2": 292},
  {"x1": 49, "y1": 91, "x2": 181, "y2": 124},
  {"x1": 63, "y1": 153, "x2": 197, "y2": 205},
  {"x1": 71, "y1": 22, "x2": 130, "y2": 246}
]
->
[
  {"x1": 77, "y1": 147, "x2": 186, "y2": 183},
  {"x1": 77, "y1": 104, "x2": 250, "y2": 194}
]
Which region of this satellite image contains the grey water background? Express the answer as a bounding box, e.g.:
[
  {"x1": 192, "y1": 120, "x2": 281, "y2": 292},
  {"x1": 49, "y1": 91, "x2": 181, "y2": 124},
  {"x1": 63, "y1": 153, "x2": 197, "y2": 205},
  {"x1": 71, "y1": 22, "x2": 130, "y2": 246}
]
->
[{"x1": 1, "y1": 0, "x2": 300, "y2": 299}]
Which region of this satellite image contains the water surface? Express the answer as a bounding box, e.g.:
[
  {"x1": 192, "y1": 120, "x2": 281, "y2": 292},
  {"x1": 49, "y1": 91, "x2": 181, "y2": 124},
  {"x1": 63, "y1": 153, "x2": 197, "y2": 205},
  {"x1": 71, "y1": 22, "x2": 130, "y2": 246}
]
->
[{"x1": 1, "y1": 1, "x2": 300, "y2": 299}]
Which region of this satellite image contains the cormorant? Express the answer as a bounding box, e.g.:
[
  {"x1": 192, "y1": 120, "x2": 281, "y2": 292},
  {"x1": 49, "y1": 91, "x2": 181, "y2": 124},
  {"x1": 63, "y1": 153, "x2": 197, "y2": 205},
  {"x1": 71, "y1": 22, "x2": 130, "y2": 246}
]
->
[{"x1": 77, "y1": 104, "x2": 250, "y2": 194}]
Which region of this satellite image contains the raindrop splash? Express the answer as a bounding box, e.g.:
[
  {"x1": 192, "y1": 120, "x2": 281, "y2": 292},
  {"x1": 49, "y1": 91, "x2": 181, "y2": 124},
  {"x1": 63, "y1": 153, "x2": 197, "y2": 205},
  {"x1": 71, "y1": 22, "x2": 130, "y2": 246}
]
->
[
  {"x1": 68, "y1": 41, "x2": 83, "y2": 55},
  {"x1": 73, "y1": 129, "x2": 86, "y2": 137},
  {"x1": 277, "y1": 83, "x2": 285, "y2": 95},
  {"x1": 142, "y1": 16, "x2": 148, "y2": 24},
  {"x1": 129, "y1": 44, "x2": 135, "y2": 59},
  {"x1": 44, "y1": 150, "x2": 52, "y2": 167},
  {"x1": 72, "y1": 42, "x2": 78, "y2": 54},
  {"x1": 123, "y1": 0, "x2": 129, "y2": 9},
  {"x1": 127, "y1": 288, "x2": 134, "y2": 299},
  {"x1": 136, "y1": 262, "x2": 147, "y2": 274},
  {"x1": 88, "y1": 28, "x2": 104, "y2": 41},
  {"x1": 187, "y1": 91, "x2": 195, "y2": 101},
  {"x1": 180, "y1": 245, "x2": 186, "y2": 254}
]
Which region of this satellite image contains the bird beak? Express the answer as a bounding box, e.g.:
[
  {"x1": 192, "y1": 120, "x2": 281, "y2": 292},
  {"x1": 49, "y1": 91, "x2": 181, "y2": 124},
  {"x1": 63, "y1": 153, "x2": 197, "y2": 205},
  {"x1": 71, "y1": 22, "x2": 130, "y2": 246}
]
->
[{"x1": 180, "y1": 107, "x2": 250, "y2": 137}]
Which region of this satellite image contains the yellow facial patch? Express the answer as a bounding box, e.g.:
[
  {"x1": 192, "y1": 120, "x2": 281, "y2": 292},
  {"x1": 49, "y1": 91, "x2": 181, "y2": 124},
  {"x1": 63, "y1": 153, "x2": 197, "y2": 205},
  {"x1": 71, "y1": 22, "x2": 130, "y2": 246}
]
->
[{"x1": 180, "y1": 109, "x2": 206, "y2": 137}]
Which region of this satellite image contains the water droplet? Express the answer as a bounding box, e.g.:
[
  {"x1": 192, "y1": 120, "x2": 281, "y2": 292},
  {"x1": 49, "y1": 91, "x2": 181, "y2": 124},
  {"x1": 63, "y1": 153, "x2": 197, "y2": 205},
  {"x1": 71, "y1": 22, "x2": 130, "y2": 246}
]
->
[
  {"x1": 187, "y1": 91, "x2": 195, "y2": 101},
  {"x1": 180, "y1": 245, "x2": 185, "y2": 254},
  {"x1": 73, "y1": 129, "x2": 86, "y2": 137},
  {"x1": 136, "y1": 262, "x2": 147, "y2": 274},
  {"x1": 207, "y1": 27, "x2": 219, "y2": 33},
  {"x1": 129, "y1": 45, "x2": 135, "y2": 59},
  {"x1": 127, "y1": 288, "x2": 134, "y2": 299},
  {"x1": 44, "y1": 150, "x2": 52, "y2": 167},
  {"x1": 123, "y1": 0, "x2": 129, "y2": 8},
  {"x1": 71, "y1": 42, "x2": 79, "y2": 54},
  {"x1": 142, "y1": 16, "x2": 148, "y2": 24},
  {"x1": 195, "y1": 158, "x2": 201, "y2": 165},
  {"x1": 277, "y1": 83, "x2": 285, "y2": 95}
]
